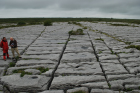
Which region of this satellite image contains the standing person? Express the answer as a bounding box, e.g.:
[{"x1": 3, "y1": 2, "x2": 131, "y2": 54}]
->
[
  {"x1": 9, "y1": 37, "x2": 21, "y2": 59},
  {"x1": 0, "y1": 37, "x2": 10, "y2": 61}
]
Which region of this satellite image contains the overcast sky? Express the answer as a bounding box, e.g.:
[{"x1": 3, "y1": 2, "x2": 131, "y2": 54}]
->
[{"x1": 0, "y1": 0, "x2": 140, "y2": 19}]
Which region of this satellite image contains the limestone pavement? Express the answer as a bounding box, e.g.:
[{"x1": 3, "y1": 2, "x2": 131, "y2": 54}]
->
[{"x1": 0, "y1": 22, "x2": 140, "y2": 93}]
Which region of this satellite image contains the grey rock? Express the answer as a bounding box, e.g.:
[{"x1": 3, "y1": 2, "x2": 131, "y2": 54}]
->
[
  {"x1": 7, "y1": 65, "x2": 49, "y2": 75},
  {"x1": 16, "y1": 60, "x2": 57, "y2": 67},
  {"x1": 0, "y1": 74, "x2": 50, "y2": 92},
  {"x1": 24, "y1": 69, "x2": 41, "y2": 75},
  {"x1": 61, "y1": 52, "x2": 96, "y2": 63},
  {"x1": 81, "y1": 81, "x2": 109, "y2": 89},
  {"x1": 67, "y1": 87, "x2": 88, "y2": 93},
  {"x1": 22, "y1": 54, "x2": 59, "y2": 61},
  {"x1": 42, "y1": 69, "x2": 53, "y2": 76},
  {"x1": 0, "y1": 85, "x2": 3, "y2": 91},
  {"x1": 50, "y1": 75, "x2": 105, "y2": 89},
  {"x1": 125, "y1": 84, "x2": 140, "y2": 90},
  {"x1": 106, "y1": 74, "x2": 135, "y2": 81},
  {"x1": 39, "y1": 90, "x2": 64, "y2": 93},
  {"x1": 91, "y1": 89, "x2": 119, "y2": 93}
]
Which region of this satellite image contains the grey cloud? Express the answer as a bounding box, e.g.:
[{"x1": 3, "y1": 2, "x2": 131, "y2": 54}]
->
[
  {"x1": 0, "y1": 0, "x2": 140, "y2": 18},
  {"x1": 0, "y1": 0, "x2": 55, "y2": 9},
  {"x1": 57, "y1": 0, "x2": 140, "y2": 15}
]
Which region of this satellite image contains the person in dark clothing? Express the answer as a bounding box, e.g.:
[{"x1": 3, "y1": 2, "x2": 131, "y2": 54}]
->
[
  {"x1": 9, "y1": 37, "x2": 21, "y2": 59},
  {"x1": 0, "y1": 37, "x2": 10, "y2": 61}
]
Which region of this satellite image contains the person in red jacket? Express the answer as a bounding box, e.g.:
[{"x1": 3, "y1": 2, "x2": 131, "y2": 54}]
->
[{"x1": 0, "y1": 37, "x2": 10, "y2": 61}]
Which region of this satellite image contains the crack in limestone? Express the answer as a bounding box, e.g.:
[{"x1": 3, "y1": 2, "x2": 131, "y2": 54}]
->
[{"x1": 87, "y1": 31, "x2": 111, "y2": 89}]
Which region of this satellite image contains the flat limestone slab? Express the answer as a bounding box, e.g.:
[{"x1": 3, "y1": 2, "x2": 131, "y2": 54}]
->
[
  {"x1": 39, "y1": 90, "x2": 64, "y2": 93},
  {"x1": 65, "y1": 46, "x2": 93, "y2": 52},
  {"x1": 0, "y1": 59, "x2": 12, "y2": 67},
  {"x1": 7, "y1": 65, "x2": 50, "y2": 75},
  {"x1": 50, "y1": 75, "x2": 105, "y2": 89},
  {"x1": 55, "y1": 62, "x2": 103, "y2": 75},
  {"x1": 67, "y1": 87, "x2": 88, "y2": 93},
  {"x1": 0, "y1": 74, "x2": 50, "y2": 92},
  {"x1": 91, "y1": 89, "x2": 119, "y2": 93},
  {"x1": 81, "y1": 81, "x2": 109, "y2": 89},
  {"x1": 16, "y1": 60, "x2": 57, "y2": 67},
  {"x1": 25, "y1": 51, "x2": 61, "y2": 55},
  {"x1": 22, "y1": 54, "x2": 59, "y2": 61},
  {"x1": 61, "y1": 52, "x2": 96, "y2": 63},
  {"x1": 27, "y1": 46, "x2": 63, "y2": 51}
]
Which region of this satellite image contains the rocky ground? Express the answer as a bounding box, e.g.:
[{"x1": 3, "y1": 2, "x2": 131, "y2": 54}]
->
[{"x1": 0, "y1": 22, "x2": 140, "y2": 93}]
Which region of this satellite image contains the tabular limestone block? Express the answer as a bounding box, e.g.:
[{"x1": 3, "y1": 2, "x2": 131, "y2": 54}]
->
[
  {"x1": 39, "y1": 90, "x2": 64, "y2": 93},
  {"x1": 34, "y1": 40, "x2": 66, "y2": 44},
  {"x1": 90, "y1": 89, "x2": 119, "y2": 93},
  {"x1": 101, "y1": 63, "x2": 128, "y2": 75},
  {"x1": 7, "y1": 65, "x2": 49, "y2": 75},
  {"x1": 61, "y1": 52, "x2": 96, "y2": 63},
  {"x1": 99, "y1": 55, "x2": 118, "y2": 60},
  {"x1": 81, "y1": 81, "x2": 109, "y2": 89},
  {"x1": 22, "y1": 54, "x2": 59, "y2": 60},
  {"x1": 118, "y1": 53, "x2": 139, "y2": 58},
  {"x1": 100, "y1": 60, "x2": 120, "y2": 64},
  {"x1": 28, "y1": 46, "x2": 63, "y2": 51},
  {"x1": 16, "y1": 60, "x2": 56, "y2": 67},
  {"x1": 106, "y1": 74, "x2": 135, "y2": 81},
  {"x1": 0, "y1": 74, "x2": 50, "y2": 92},
  {"x1": 109, "y1": 80, "x2": 124, "y2": 90},
  {"x1": 0, "y1": 67, "x2": 6, "y2": 77},
  {"x1": 123, "y1": 77, "x2": 140, "y2": 85},
  {"x1": 0, "y1": 60, "x2": 10, "y2": 67},
  {"x1": 25, "y1": 50, "x2": 61, "y2": 55},
  {"x1": 50, "y1": 75, "x2": 105, "y2": 89},
  {"x1": 65, "y1": 46, "x2": 93, "y2": 52},
  {"x1": 125, "y1": 84, "x2": 140, "y2": 90},
  {"x1": 55, "y1": 62, "x2": 103, "y2": 76},
  {"x1": 67, "y1": 87, "x2": 88, "y2": 93}
]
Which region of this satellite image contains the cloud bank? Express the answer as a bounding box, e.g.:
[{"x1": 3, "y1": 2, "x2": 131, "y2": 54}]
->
[{"x1": 0, "y1": 0, "x2": 140, "y2": 19}]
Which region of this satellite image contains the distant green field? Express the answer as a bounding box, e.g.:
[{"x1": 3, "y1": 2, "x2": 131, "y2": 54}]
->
[{"x1": 0, "y1": 18, "x2": 140, "y2": 24}]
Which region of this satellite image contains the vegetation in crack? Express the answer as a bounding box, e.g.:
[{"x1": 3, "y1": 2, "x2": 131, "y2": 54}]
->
[
  {"x1": 36, "y1": 67, "x2": 49, "y2": 73},
  {"x1": 125, "y1": 45, "x2": 140, "y2": 50},
  {"x1": 68, "y1": 29, "x2": 85, "y2": 35},
  {"x1": 13, "y1": 69, "x2": 32, "y2": 77}
]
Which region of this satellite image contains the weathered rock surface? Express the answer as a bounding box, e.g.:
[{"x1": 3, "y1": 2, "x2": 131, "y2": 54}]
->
[
  {"x1": 0, "y1": 74, "x2": 50, "y2": 92},
  {"x1": 0, "y1": 22, "x2": 140, "y2": 92}
]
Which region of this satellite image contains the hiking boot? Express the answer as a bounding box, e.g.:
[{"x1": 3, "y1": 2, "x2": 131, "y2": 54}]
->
[
  {"x1": 7, "y1": 57, "x2": 11, "y2": 59},
  {"x1": 12, "y1": 57, "x2": 15, "y2": 59}
]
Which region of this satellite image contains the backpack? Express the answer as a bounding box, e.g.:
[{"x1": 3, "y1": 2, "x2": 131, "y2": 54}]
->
[{"x1": 0, "y1": 41, "x2": 3, "y2": 48}]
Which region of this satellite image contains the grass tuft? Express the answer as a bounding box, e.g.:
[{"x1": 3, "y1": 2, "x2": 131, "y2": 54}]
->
[
  {"x1": 95, "y1": 38, "x2": 104, "y2": 41},
  {"x1": 36, "y1": 67, "x2": 49, "y2": 73},
  {"x1": 13, "y1": 69, "x2": 32, "y2": 77},
  {"x1": 125, "y1": 45, "x2": 140, "y2": 50},
  {"x1": 9, "y1": 62, "x2": 16, "y2": 67},
  {"x1": 125, "y1": 88, "x2": 133, "y2": 92},
  {"x1": 17, "y1": 21, "x2": 26, "y2": 26},
  {"x1": 68, "y1": 29, "x2": 84, "y2": 35}
]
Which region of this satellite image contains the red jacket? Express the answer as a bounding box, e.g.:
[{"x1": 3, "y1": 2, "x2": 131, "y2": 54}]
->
[{"x1": 0, "y1": 40, "x2": 9, "y2": 50}]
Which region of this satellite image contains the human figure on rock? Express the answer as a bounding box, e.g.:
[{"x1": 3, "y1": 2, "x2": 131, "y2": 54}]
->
[
  {"x1": 0, "y1": 37, "x2": 10, "y2": 61},
  {"x1": 9, "y1": 37, "x2": 22, "y2": 59}
]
